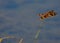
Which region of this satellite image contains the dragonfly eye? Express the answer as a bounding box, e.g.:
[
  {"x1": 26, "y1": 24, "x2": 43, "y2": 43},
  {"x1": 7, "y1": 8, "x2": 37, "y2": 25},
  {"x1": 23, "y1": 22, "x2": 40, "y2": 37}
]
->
[{"x1": 40, "y1": 17, "x2": 44, "y2": 19}]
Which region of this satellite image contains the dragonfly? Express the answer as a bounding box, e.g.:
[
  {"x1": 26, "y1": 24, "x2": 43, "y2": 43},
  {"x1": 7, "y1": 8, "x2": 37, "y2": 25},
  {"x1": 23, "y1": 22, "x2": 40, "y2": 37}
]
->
[{"x1": 38, "y1": 10, "x2": 57, "y2": 20}]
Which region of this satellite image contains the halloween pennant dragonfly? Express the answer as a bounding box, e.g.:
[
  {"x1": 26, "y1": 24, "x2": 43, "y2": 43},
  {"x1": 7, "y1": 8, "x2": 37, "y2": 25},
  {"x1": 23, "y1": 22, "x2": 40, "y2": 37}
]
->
[{"x1": 38, "y1": 10, "x2": 57, "y2": 20}]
